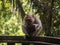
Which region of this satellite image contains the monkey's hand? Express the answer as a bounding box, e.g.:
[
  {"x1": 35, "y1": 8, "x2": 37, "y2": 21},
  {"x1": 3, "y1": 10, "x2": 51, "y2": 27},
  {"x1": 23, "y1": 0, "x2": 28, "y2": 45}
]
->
[
  {"x1": 32, "y1": 24, "x2": 42, "y2": 36},
  {"x1": 33, "y1": 24, "x2": 39, "y2": 30}
]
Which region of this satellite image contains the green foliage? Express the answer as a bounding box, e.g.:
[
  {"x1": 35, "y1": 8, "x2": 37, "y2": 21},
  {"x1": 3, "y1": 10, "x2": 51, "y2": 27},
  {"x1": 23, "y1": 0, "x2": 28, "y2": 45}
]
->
[{"x1": 0, "y1": 0, "x2": 25, "y2": 36}]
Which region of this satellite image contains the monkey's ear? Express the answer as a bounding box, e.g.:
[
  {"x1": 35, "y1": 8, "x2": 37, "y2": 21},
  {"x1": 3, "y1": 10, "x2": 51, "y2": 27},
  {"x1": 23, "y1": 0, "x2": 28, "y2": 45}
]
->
[{"x1": 24, "y1": 15, "x2": 28, "y2": 20}]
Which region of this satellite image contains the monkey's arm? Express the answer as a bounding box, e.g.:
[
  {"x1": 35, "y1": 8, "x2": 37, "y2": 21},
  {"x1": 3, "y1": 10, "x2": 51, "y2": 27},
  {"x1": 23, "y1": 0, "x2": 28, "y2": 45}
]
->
[
  {"x1": 32, "y1": 24, "x2": 42, "y2": 36},
  {"x1": 22, "y1": 25, "x2": 29, "y2": 36},
  {"x1": 35, "y1": 16, "x2": 42, "y2": 30},
  {"x1": 32, "y1": 16, "x2": 42, "y2": 36}
]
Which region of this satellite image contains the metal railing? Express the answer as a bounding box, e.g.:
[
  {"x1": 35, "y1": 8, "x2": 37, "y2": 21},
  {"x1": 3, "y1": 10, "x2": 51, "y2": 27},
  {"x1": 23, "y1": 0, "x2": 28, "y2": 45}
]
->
[{"x1": 0, "y1": 36, "x2": 60, "y2": 45}]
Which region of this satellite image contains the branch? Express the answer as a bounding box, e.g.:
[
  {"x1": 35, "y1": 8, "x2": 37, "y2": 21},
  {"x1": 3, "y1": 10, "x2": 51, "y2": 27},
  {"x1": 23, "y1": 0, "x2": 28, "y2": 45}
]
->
[{"x1": 16, "y1": 0, "x2": 25, "y2": 19}]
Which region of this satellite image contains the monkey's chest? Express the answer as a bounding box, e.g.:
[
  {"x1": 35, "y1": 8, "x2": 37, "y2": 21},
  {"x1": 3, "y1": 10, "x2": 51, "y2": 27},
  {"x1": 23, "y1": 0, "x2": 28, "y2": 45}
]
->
[{"x1": 26, "y1": 25, "x2": 35, "y2": 35}]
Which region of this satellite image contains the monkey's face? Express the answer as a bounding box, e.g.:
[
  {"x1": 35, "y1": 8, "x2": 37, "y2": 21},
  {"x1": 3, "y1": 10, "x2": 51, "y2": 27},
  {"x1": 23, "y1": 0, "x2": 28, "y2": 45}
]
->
[{"x1": 24, "y1": 15, "x2": 35, "y2": 25}]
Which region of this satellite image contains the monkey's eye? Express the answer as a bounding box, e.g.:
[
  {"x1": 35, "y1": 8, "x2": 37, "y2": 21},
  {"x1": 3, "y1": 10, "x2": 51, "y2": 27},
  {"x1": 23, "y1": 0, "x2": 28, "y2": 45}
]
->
[
  {"x1": 25, "y1": 19, "x2": 32, "y2": 22},
  {"x1": 26, "y1": 19, "x2": 31, "y2": 21}
]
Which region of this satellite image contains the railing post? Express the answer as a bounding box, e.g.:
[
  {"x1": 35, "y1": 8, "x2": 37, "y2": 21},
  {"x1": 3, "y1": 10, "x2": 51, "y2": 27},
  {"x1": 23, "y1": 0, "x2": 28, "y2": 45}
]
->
[
  {"x1": 7, "y1": 43, "x2": 15, "y2": 45},
  {"x1": 22, "y1": 43, "x2": 30, "y2": 45}
]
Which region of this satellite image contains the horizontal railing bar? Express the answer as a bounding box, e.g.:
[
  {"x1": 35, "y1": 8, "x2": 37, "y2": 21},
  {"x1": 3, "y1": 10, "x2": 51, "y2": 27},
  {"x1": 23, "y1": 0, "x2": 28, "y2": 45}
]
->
[
  {"x1": 0, "y1": 36, "x2": 60, "y2": 44},
  {"x1": 0, "y1": 41, "x2": 59, "y2": 45},
  {"x1": 0, "y1": 40, "x2": 58, "y2": 44}
]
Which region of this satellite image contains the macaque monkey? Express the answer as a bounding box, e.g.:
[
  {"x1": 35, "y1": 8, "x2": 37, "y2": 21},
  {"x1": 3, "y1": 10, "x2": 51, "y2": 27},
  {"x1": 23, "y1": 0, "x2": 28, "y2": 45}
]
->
[{"x1": 22, "y1": 14, "x2": 42, "y2": 37}]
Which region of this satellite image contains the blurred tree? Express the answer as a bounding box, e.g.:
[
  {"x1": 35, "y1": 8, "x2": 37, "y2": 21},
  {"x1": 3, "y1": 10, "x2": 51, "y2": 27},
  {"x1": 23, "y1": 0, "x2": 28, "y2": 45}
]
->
[{"x1": 30, "y1": 0, "x2": 60, "y2": 36}]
